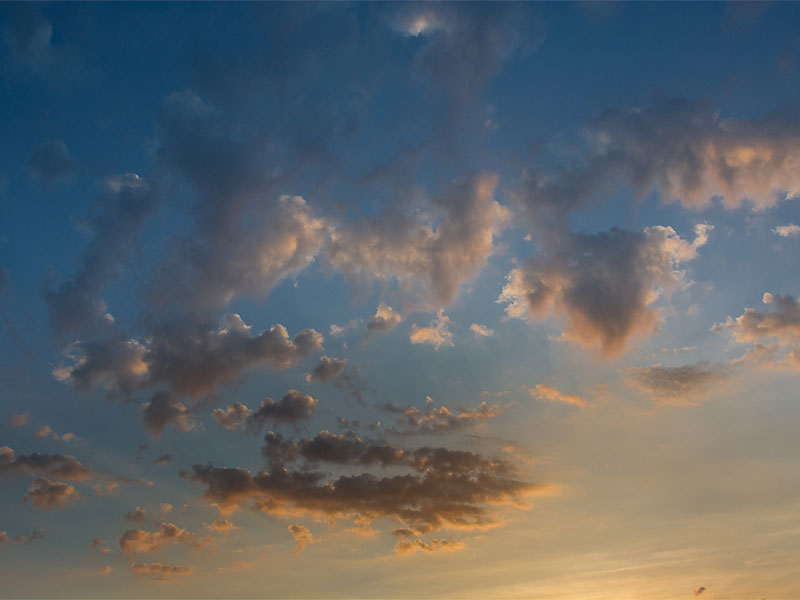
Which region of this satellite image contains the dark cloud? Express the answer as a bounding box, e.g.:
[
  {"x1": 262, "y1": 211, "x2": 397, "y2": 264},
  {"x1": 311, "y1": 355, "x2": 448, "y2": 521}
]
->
[
  {"x1": 24, "y1": 478, "x2": 81, "y2": 510},
  {"x1": 387, "y1": 399, "x2": 505, "y2": 434},
  {"x1": 305, "y1": 356, "x2": 347, "y2": 383},
  {"x1": 91, "y1": 538, "x2": 111, "y2": 554},
  {"x1": 43, "y1": 173, "x2": 158, "y2": 337},
  {"x1": 54, "y1": 314, "x2": 323, "y2": 399},
  {"x1": 245, "y1": 390, "x2": 317, "y2": 431},
  {"x1": 1, "y1": 5, "x2": 81, "y2": 78},
  {"x1": 500, "y1": 224, "x2": 710, "y2": 355},
  {"x1": 142, "y1": 392, "x2": 194, "y2": 440},
  {"x1": 26, "y1": 139, "x2": 75, "y2": 184},
  {"x1": 627, "y1": 363, "x2": 726, "y2": 405},
  {"x1": 154, "y1": 454, "x2": 176, "y2": 466},
  {"x1": 0, "y1": 446, "x2": 93, "y2": 481}
]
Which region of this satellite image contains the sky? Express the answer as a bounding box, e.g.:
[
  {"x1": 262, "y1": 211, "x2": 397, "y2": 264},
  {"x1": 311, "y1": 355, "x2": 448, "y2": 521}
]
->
[{"x1": 1, "y1": 2, "x2": 800, "y2": 599}]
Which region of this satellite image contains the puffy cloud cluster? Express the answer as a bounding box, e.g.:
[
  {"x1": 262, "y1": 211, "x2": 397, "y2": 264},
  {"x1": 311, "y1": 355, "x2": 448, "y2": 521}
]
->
[
  {"x1": 365, "y1": 304, "x2": 404, "y2": 337},
  {"x1": 213, "y1": 391, "x2": 318, "y2": 434},
  {"x1": 142, "y1": 393, "x2": 194, "y2": 440},
  {"x1": 387, "y1": 399, "x2": 505, "y2": 434},
  {"x1": 54, "y1": 314, "x2": 323, "y2": 398},
  {"x1": 24, "y1": 478, "x2": 81, "y2": 510},
  {"x1": 626, "y1": 363, "x2": 726, "y2": 405},
  {"x1": 514, "y1": 98, "x2": 800, "y2": 226},
  {"x1": 120, "y1": 522, "x2": 209, "y2": 553},
  {"x1": 0, "y1": 446, "x2": 93, "y2": 481},
  {"x1": 499, "y1": 224, "x2": 710, "y2": 355},
  {"x1": 713, "y1": 292, "x2": 800, "y2": 369},
  {"x1": 305, "y1": 356, "x2": 347, "y2": 383},
  {"x1": 773, "y1": 224, "x2": 800, "y2": 238},
  {"x1": 327, "y1": 173, "x2": 509, "y2": 309},
  {"x1": 187, "y1": 431, "x2": 539, "y2": 538},
  {"x1": 529, "y1": 384, "x2": 587, "y2": 408},
  {"x1": 0, "y1": 529, "x2": 45, "y2": 545},
  {"x1": 409, "y1": 310, "x2": 454, "y2": 349},
  {"x1": 213, "y1": 402, "x2": 252, "y2": 431}
]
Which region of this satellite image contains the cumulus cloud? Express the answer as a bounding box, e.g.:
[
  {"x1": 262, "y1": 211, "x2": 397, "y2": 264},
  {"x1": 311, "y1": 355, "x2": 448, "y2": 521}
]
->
[
  {"x1": 142, "y1": 392, "x2": 195, "y2": 440},
  {"x1": 469, "y1": 323, "x2": 494, "y2": 337},
  {"x1": 0, "y1": 529, "x2": 45, "y2": 545},
  {"x1": 154, "y1": 454, "x2": 176, "y2": 466},
  {"x1": 124, "y1": 506, "x2": 147, "y2": 523},
  {"x1": 288, "y1": 524, "x2": 313, "y2": 555},
  {"x1": 713, "y1": 292, "x2": 800, "y2": 369},
  {"x1": 388, "y1": 399, "x2": 505, "y2": 434},
  {"x1": 627, "y1": 363, "x2": 726, "y2": 405},
  {"x1": 91, "y1": 538, "x2": 111, "y2": 555},
  {"x1": 24, "y1": 478, "x2": 81, "y2": 510},
  {"x1": 499, "y1": 224, "x2": 710, "y2": 355},
  {"x1": 409, "y1": 310, "x2": 454, "y2": 349},
  {"x1": 43, "y1": 173, "x2": 158, "y2": 337},
  {"x1": 245, "y1": 390, "x2": 317, "y2": 431},
  {"x1": 327, "y1": 173, "x2": 509, "y2": 310},
  {"x1": 54, "y1": 314, "x2": 323, "y2": 398},
  {"x1": 773, "y1": 224, "x2": 800, "y2": 238},
  {"x1": 120, "y1": 522, "x2": 208, "y2": 554},
  {"x1": 394, "y1": 536, "x2": 463, "y2": 555},
  {"x1": 205, "y1": 518, "x2": 238, "y2": 534},
  {"x1": 26, "y1": 139, "x2": 75, "y2": 184},
  {"x1": 365, "y1": 304, "x2": 404, "y2": 338},
  {"x1": 213, "y1": 402, "x2": 252, "y2": 430},
  {"x1": 305, "y1": 356, "x2": 347, "y2": 383},
  {"x1": 188, "y1": 433, "x2": 540, "y2": 538},
  {"x1": 34, "y1": 425, "x2": 52, "y2": 438},
  {"x1": 0, "y1": 446, "x2": 93, "y2": 481},
  {"x1": 529, "y1": 384, "x2": 587, "y2": 408},
  {"x1": 514, "y1": 98, "x2": 800, "y2": 225},
  {"x1": 130, "y1": 561, "x2": 192, "y2": 580}
]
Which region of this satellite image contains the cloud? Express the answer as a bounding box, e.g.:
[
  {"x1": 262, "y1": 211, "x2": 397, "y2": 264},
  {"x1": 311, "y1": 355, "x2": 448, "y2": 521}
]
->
[
  {"x1": 213, "y1": 402, "x2": 252, "y2": 431},
  {"x1": 713, "y1": 292, "x2": 800, "y2": 369},
  {"x1": 142, "y1": 392, "x2": 195, "y2": 440},
  {"x1": 388, "y1": 399, "x2": 505, "y2": 434},
  {"x1": 626, "y1": 363, "x2": 726, "y2": 405},
  {"x1": 305, "y1": 356, "x2": 347, "y2": 383},
  {"x1": 0, "y1": 446, "x2": 93, "y2": 481},
  {"x1": 54, "y1": 315, "x2": 323, "y2": 399},
  {"x1": 154, "y1": 454, "x2": 176, "y2": 466},
  {"x1": 529, "y1": 384, "x2": 587, "y2": 408},
  {"x1": 120, "y1": 522, "x2": 207, "y2": 554},
  {"x1": 26, "y1": 139, "x2": 75, "y2": 184},
  {"x1": 205, "y1": 518, "x2": 238, "y2": 534},
  {"x1": 124, "y1": 506, "x2": 147, "y2": 523},
  {"x1": 92, "y1": 475, "x2": 153, "y2": 497},
  {"x1": 246, "y1": 390, "x2": 317, "y2": 430},
  {"x1": 694, "y1": 587, "x2": 706, "y2": 597},
  {"x1": 327, "y1": 173, "x2": 509, "y2": 310},
  {"x1": 393, "y1": 536, "x2": 464, "y2": 555},
  {"x1": 409, "y1": 310, "x2": 454, "y2": 349},
  {"x1": 469, "y1": 323, "x2": 494, "y2": 337},
  {"x1": 365, "y1": 304, "x2": 404, "y2": 338},
  {"x1": 288, "y1": 524, "x2": 313, "y2": 555},
  {"x1": 130, "y1": 561, "x2": 192, "y2": 580},
  {"x1": 0, "y1": 529, "x2": 45, "y2": 545},
  {"x1": 34, "y1": 425, "x2": 51, "y2": 438},
  {"x1": 499, "y1": 224, "x2": 710, "y2": 355},
  {"x1": 91, "y1": 538, "x2": 111, "y2": 555},
  {"x1": 9, "y1": 413, "x2": 28, "y2": 427},
  {"x1": 773, "y1": 224, "x2": 800, "y2": 238},
  {"x1": 43, "y1": 173, "x2": 158, "y2": 337},
  {"x1": 187, "y1": 435, "x2": 541, "y2": 537},
  {"x1": 24, "y1": 478, "x2": 81, "y2": 510},
  {"x1": 1, "y1": 5, "x2": 80, "y2": 79},
  {"x1": 513, "y1": 98, "x2": 800, "y2": 224}
]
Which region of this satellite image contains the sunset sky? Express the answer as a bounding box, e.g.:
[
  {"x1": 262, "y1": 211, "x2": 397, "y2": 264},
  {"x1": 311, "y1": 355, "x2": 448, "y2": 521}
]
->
[{"x1": 2, "y1": 2, "x2": 800, "y2": 598}]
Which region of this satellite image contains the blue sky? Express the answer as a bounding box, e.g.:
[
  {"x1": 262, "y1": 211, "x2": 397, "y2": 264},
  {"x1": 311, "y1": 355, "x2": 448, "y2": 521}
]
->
[{"x1": 2, "y1": 2, "x2": 800, "y2": 598}]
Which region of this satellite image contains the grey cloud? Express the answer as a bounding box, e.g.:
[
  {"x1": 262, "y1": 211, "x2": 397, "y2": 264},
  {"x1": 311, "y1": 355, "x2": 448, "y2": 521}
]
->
[
  {"x1": 0, "y1": 529, "x2": 45, "y2": 545},
  {"x1": 142, "y1": 392, "x2": 194, "y2": 440},
  {"x1": 246, "y1": 390, "x2": 317, "y2": 431},
  {"x1": 306, "y1": 356, "x2": 347, "y2": 383},
  {"x1": 499, "y1": 224, "x2": 710, "y2": 355},
  {"x1": 124, "y1": 506, "x2": 147, "y2": 523},
  {"x1": 154, "y1": 454, "x2": 176, "y2": 466},
  {"x1": 388, "y1": 400, "x2": 505, "y2": 435},
  {"x1": 130, "y1": 561, "x2": 192, "y2": 579},
  {"x1": 0, "y1": 446, "x2": 93, "y2": 481},
  {"x1": 627, "y1": 363, "x2": 726, "y2": 405},
  {"x1": 365, "y1": 304, "x2": 404, "y2": 337},
  {"x1": 120, "y1": 522, "x2": 208, "y2": 554},
  {"x1": 213, "y1": 402, "x2": 252, "y2": 430}
]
